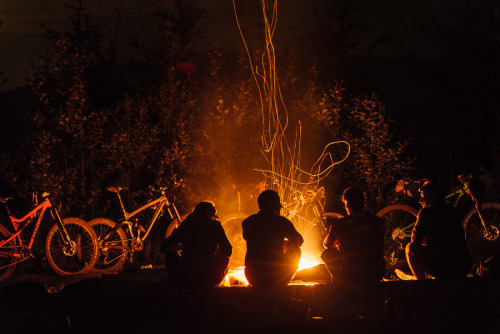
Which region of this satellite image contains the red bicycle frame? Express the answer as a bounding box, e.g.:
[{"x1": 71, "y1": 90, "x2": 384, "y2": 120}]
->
[{"x1": 0, "y1": 197, "x2": 60, "y2": 259}]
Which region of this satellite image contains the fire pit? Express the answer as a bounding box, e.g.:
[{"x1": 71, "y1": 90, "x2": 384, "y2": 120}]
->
[{"x1": 221, "y1": 255, "x2": 330, "y2": 287}]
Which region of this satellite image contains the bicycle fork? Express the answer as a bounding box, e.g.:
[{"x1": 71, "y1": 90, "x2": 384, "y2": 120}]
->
[
  {"x1": 50, "y1": 207, "x2": 79, "y2": 257},
  {"x1": 464, "y1": 183, "x2": 498, "y2": 241}
]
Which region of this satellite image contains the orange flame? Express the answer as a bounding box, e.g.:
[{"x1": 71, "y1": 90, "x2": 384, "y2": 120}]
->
[
  {"x1": 221, "y1": 267, "x2": 248, "y2": 287},
  {"x1": 221, "y1": 253, "x2": 322, "y2": 287}
]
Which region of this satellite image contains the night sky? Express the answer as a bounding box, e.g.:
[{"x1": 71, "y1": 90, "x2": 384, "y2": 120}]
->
[{"x1": 1, "y1": 0, "x2": 435, "y2": 92}]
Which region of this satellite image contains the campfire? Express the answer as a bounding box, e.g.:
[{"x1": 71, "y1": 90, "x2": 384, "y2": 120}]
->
[{"x1": 221, "y1": 253, "x2": 326, "y2": 287}]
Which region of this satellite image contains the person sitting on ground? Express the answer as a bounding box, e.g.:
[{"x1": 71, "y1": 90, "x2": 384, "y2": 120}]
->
[
  {"x1": 405, "y1": 180, "x2": 472, "y2": 279},
  {"x1": 321, "y1": 187, "x2": 385, "y2": 285},
  {"x1": 163, "y1": 201, "x2": 232, "y2": 288},
  {"x1": 242, "y1": 190, "x2": 304, "y2": 287}
]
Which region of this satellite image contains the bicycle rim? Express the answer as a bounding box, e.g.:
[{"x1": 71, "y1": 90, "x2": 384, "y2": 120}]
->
[
  {"x1": 464, "y1": 203, "x2": 500, "y2": 262},
  {"x1": 45, "y1": 217, "x2": 98, "y2": 276},
  {"x1": 89, "y1": 218, "x2": 128, "y2": 273},
  {"x1": 377, "y1": 205, "x2": 418, "y2": 276},
  {"x1": 0, "y1": 225, "x2": 17, "y2": 281}
]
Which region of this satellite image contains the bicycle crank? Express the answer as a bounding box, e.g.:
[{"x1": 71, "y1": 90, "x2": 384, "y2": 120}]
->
[{"x1": 131, "y1": 238, "x2": 144, "y2": 251}]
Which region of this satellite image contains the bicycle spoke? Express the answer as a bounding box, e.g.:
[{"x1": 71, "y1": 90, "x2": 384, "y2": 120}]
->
[
  {"x1": 89, "y1": 218, "x2": 128, "y2": 273},
  {"x1": 465, "y1": 203, "x2": 500, "y2": 262},
  {"x1": 377, "y1": 205, "x2": 418, "y2": 279},
  {"x1": 0, "y1": 225, "x2": 18, "y2": 281},
  {"x1": 45, "y1": 218, "x2": 98, "y2": 276}
]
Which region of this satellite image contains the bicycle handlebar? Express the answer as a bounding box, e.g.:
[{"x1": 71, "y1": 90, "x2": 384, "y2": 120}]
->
[
  {"x1": 149, "y1": 186, "x2": 169, "y2": 196},
  {"x1": 395, "y1": 174, "x2": 476, "y2": 197},
  {"x1": 40, "y1": 186, "x2": 62, "y2": 199},
  {"x1": 458, "y1": 174, "x2": 473, "y2": 184}
]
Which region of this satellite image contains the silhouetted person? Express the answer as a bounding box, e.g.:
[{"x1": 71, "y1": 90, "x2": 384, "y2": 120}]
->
[
  {"x1": 321, "y1": 187, "x2": 385, "y2": 285},
  {"x1": 163, "y1": 202, "x2": 232, "y2": 288},
  {"x1": 242, "y1": 190, "x2": 304, "y2": 287},
  {"x1": 406, "y1": 180, "x2": 472, "y2": 279}
]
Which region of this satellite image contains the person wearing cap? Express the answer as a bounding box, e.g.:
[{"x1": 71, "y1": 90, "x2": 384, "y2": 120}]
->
[
  {"x1": 321, "y1": 187, "x2": 385, "y2": 285},
  {"x1": 406, "y1": 180, "x2": 472, "y2": 279},
  {"x1": 163, "y1": 201, "x2": 232, "y2": 288},
  {"x1": 242, "y1": 190, "x2": 304, "y2": 287}
]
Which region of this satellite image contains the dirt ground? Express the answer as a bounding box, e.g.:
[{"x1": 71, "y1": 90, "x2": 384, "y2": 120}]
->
[{"x1": 1, "y1": 266, "x2": 500, "y2": 334}]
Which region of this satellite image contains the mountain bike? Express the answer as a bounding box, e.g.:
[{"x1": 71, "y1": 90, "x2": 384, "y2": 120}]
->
[
  {"x1": 88, "y1": 186, "x2": 183, "y2": 273},
  {"x1": 0, "y1": 189, "x2": 98, "y2": 281},
  {"x1": 377, "y1": 175, "x2": 500, "y2": 277}
]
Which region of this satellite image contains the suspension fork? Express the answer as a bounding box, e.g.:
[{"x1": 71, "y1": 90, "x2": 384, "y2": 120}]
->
[
  {"x1": 464, "y1": 182, "x2": 491, "y2": 238},
  {"x1": 50, "y1": 206, "x2": 72, "y2": 245},
  {"x1": 166, "y1": 202, "x2": 182, "y2": 223}
]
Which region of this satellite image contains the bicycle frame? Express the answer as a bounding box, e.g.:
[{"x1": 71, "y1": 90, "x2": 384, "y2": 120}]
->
[
  {"x1": 444, "y1": 186, "x2": 467, "y2": 208},
  {"x1": 0, "y1": 197, "x2": 68, "y2": 258},
  {"x1": 103, "y1": 189, "x2": 182, "y2": 244},
  {"x1": 0, "y1": 195, "x2": 80, "y2": 280},
  {"x1": 459, "y1": 180, "x2": 492, "y2": 238},
  {"x1": 444, "y1": 178, "x2": 492, "y2": 234}
]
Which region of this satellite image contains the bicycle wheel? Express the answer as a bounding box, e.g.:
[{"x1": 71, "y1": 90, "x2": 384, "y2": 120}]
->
[
  {"x1": 221, "y1": 212, "x2": 249, "y2": 268},
  {"x1": 88, "y1": 218, "x2": 128, "y2": 273},
  {"x1": 377, "y1": 204, "x2": 418, "y2": 274},
  {"x1": 0, "y1": 224, "x2": 17, "y2": 281},
  {"x1": 165, "y1": 214, "x2": 188, "y2": 239},
  {"x1": 464, "y1": 202, "x2": 500, "y2": 262},
  {"x1": 45, "y1": 217, "x2": 98, "y2": 276},
  {"x1": 321, "y1": 212, "x2": 344, "y2": 231}
]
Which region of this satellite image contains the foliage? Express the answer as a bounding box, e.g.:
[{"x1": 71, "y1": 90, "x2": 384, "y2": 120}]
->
[
  {"x1": 347, "y1": 93, "x2": 413, "y2": 209},
  {"x1": 185, "y1": 43, "x2": 264, "y2": 215},
  {"x1": 307, "y1": 84, "x2": 413, "y2": 211},
  {"x1": 0, "y1": 0, "x2": 417, "y2": 265},
  {"x1": 414, "y1": 0, "x2": 500, "y2": 181},
  {"x1": 26, "y1": 0, "x2": 102, "y2": 217}
]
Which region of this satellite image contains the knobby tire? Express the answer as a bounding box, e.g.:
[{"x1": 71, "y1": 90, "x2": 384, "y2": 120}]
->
[
  {"x1": 45, "y1": 217, "x2": 98, "y2": 276},
  {"x1": 0, "y1": 224, "x2": 17, "y2": 281},
  {"x1": 377, "y1": 204, "x2": 418, "y2": 278},
  {"x1": 464, "y1": 202, "x2": 500, "y2": 262},
  {"x1": 88, "y1": 218, "x2": 128, "y2": 273}
]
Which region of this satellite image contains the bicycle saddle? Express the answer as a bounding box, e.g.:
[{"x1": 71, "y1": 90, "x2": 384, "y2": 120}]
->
[
  {"x1": 0, "y1": 197, "x2": 13, "y2": 204},
  {"x1": 106, "y1": 187, "x2": 128, "y2": 193}
]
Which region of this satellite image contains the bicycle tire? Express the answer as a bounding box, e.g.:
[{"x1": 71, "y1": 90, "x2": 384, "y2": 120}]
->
[
  {"x1": 88, "y1": 218, "x2": 128, "y2": 273},
  {"x1": 0, "y1": 224, "x2": 17, "y2": 281},
  {"x1": 45, "y1": 217, "x2": 98, "y2": 276},
  {"x1": 165, "y1": 214, "x2": 189, "y2": 239},
  {"x1": 321, "y1": 212, "x2": 344, "y2": 220},
  {"x1": 463, "y1": 202, "x2": 500, "y2": 262},
  {"x1": 221, "y1": 212, "x2": 249, "y2": 268},
  {"x1": 320, "y1": 212, "x2": 344, "y2": 235},
  {"x1": 377, "y1": 204, "x2": 418, "y2": 275}
]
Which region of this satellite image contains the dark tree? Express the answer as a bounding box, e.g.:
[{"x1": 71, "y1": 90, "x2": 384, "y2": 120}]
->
[
  {"x1": 413, "y1": 0, "x2": 500, "y2": 189},
  {"x1": 132, "y1": 0, "x2": 207, "y2": 69}
]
